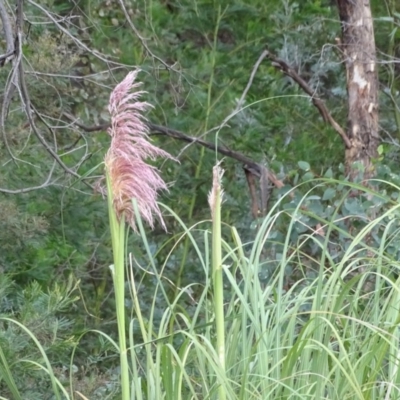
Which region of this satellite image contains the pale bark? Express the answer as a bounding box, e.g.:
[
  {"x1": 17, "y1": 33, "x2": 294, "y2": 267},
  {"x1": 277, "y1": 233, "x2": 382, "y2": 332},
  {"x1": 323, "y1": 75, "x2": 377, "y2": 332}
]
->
[{"x1": 337, "y1": 0, "x2": 379, "y2": 179}]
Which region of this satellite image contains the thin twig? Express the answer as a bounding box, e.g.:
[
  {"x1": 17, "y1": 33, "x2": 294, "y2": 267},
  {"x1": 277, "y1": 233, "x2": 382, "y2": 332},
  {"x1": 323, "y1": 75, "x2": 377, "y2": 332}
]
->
[
  {"x1": 17, "y1": 54, "x2": 93, "y2": 188},
  {"x1": 266, "y1": 50, "x2": 351, "y2": 148},
  {"x1": 235, "y1": 50, "x2": 269, "y2": 112},
  {"x1": 14, "y1": 2, "x2": 75, "y2": 177},
  {"x1": 27, "y1": 0, "x2": 132, "y2": 68},
  {"x1": 117, "y1": 0, "x2": 174, "y2": 71},
  {"x1": 0, "y1": 160, "x2": 57, "y2": 193},
  {"x1": 63, "y1": 113, "x2": 109, "y2": 132},
  {"x1": 24, "y1": 67, "x2": 123, "y2": 80}
]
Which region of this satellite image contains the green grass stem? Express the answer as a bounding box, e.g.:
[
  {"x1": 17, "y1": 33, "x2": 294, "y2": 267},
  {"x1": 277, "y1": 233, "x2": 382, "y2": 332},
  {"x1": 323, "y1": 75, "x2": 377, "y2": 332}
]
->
[{"x1": 106, "y1": 174, "x2": 130, "y2": 400}]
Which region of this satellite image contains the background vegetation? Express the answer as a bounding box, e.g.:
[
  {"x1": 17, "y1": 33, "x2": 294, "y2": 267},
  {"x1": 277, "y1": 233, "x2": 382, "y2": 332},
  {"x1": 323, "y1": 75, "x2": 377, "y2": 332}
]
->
[{"x1": 1, "y1": 0, "x2": 400, "y2": 398}]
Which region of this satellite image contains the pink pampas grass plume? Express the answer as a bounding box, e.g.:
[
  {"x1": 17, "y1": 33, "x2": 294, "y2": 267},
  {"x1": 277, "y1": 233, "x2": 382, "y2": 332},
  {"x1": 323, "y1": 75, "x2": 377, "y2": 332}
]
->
[{"x1": 105, "y1": 70, "x2": 174, "y2": 231}]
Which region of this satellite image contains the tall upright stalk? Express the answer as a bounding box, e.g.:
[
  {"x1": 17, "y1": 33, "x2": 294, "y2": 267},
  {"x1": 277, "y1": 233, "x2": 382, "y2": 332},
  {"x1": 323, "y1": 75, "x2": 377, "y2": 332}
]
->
[
  {"x1": 107, "y1": 174, "x2": 130, "y2": 400},
  {"x1": 104, "y1": 70, "x2": 175, "y2": 399},
  {"x1": 176, "y1": 6, "x2": 224, "y2": 293},
  {"x1": 209, "y1": 164, "x2": 226, "y2": 400}
]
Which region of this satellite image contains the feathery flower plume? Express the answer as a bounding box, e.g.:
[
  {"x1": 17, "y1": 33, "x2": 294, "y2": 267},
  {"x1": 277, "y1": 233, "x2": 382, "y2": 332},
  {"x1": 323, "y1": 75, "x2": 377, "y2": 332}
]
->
[{"x1": 105, "y1": 70, "x2": 174, "y2": 231}]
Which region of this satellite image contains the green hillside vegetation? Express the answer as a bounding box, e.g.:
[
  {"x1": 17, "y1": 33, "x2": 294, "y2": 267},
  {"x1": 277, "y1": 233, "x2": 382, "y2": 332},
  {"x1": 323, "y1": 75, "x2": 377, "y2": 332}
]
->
[{"x1": 1, "y1": 0, "x2": 400, "y2": 398}]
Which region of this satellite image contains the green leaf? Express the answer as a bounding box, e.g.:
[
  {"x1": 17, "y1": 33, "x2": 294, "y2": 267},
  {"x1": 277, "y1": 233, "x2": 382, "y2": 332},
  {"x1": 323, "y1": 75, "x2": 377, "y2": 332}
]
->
[
  {"x1": 298, "y1": 161, "x2": 310, "y2": 171},
  {"x1": 323, "y1": 188, "x2": 336, "y2": 201},
  {"x1": 324, "y1": 168, "x2": 333, "y2": 178},
  {"x1": 375, "y1": 16, "x2": 394, "y2": 22},
  {"x1": 302, "y1": 172, "x2": 314, "y2": 181},
  {"x1": 344, "y1": 199, "x2": 366, "y2": 216}
]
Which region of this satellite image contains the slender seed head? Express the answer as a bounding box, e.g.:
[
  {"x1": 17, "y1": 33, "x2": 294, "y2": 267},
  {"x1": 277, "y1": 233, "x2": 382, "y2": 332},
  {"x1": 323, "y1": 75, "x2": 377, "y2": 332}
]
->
[
  {"x1": 105, "y1": 70, "x2": 174, "y2": 231},
  {"x1": 209, "y1": 163, "x2": 224, "y2": 218}
]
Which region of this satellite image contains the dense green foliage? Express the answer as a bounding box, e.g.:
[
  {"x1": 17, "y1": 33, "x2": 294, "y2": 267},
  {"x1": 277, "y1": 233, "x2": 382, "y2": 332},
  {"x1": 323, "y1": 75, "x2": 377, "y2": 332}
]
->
[{"x1": 1, "y1": 0, "x2": 400, "y2": 398}]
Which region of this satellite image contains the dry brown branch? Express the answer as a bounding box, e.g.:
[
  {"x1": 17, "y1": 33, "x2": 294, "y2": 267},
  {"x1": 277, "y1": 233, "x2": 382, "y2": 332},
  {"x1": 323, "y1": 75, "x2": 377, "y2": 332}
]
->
[
  {"x1": 62, "y1": 113, "x2": 285, "y2": 189},
  {"x1": 266, "y1": 50, "x2": 351, "y2": 149},
  {"x1": 151, "y1": 124, "x2": 284, "y2": 188},
  {"x1": 259, "y1": 165, "x2": 270, "y2": 216},
  {"x1": 245, "y1": 168, "x2": 259, "y2": 219}
]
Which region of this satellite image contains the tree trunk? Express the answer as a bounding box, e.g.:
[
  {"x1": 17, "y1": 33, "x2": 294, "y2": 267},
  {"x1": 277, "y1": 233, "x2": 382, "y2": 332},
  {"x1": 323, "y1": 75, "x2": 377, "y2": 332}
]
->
[{"x1": 336, "y1": 0, "x2": 379, "y2": 180}]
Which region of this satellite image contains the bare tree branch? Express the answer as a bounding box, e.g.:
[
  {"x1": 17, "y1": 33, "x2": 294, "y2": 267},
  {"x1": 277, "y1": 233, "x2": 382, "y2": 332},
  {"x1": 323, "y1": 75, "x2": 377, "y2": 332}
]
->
[
  {"x1": 0, "y1": 0, "x2": 96, "y2": 192},
  {"x1": 0, "y1": 1, "x2": 86, "y2": 191},
  {"x1": 0, "y1": 0, "x2": 14, "y2": 65},
  {"x1": 10, "y1": 3, "x2": 88, "y2": 187},
  {"x1": 1, "y1": 0, "x2": 22, "y2": 160},
  {"x1": 27, "y1": 0, "x2": 132, "y2": 68},
  {"x1": 0, "y1": 160, "x2": 57, "y2": 193},
  {"x1": 266, "y1": 50, "x2": 351, "y2": 149},
  {"x1": 156, "y1": 130, "x2": 283, "y2": 188},
  {"x1": 61, "y1": 112, "x2": 284, "y2": 189}
]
